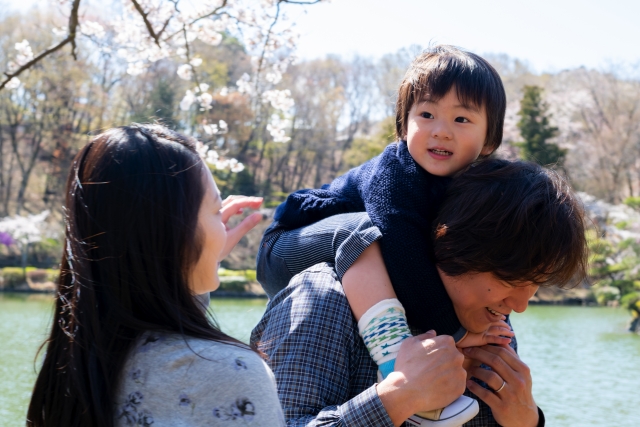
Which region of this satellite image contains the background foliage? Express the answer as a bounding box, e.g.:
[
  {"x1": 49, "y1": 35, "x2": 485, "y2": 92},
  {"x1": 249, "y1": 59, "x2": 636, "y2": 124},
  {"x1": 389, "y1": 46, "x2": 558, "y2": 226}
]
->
[{"x1": 1, "y1": 5, "x2": 640, "y2": 305}]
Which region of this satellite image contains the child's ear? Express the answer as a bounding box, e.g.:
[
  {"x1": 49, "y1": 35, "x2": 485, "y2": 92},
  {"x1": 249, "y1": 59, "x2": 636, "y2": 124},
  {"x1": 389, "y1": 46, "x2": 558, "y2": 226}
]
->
[{"x1": 480, "y1": 145, "x2": 494, "y2": 156}]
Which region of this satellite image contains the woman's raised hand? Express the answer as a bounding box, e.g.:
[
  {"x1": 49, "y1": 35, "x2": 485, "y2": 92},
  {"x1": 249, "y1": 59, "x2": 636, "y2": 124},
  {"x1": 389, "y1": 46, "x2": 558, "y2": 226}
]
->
[{"x1": 220, "y1": 195, "x2": 263, "y2": 259}]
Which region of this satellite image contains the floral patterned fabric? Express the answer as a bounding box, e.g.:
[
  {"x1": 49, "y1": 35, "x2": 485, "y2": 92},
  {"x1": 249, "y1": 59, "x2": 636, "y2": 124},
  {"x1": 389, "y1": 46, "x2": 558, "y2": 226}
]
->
[{"x1": 114, "y1": 330, "x2": 285, "y2": 426}]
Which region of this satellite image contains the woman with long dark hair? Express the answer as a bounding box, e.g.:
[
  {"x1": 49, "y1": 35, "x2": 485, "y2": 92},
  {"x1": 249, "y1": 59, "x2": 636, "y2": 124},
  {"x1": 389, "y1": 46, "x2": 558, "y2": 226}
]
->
[{"x1": 27, "y1": 124, "x2": 285, "y2": 426}]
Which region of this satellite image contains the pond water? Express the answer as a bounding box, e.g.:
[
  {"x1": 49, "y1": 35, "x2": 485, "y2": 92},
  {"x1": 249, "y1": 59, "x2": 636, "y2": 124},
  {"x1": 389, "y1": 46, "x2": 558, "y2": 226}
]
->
[{"x1": 1, "y1": 293, "x2": 639, "y2": 426}]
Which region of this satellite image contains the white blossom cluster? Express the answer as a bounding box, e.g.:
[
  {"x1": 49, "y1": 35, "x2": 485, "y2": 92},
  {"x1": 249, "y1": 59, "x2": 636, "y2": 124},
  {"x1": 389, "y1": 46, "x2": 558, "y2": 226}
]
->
[
  {"x1": 196, "y1": 141, "x2": 245, "y2": 173},
  {"x1": 179, "y1": 83, "x2": 232, "y2": 113},
  {"x1": 5, "y1": 39, "x2": 35, "y2": 89},
  {"x1": 236, "y1": 72, "x2": 254, "y2": 96},
  {"x1": 4, "y1": 0, "x2": 314, "y2": 168},
  {"x1": 202, "y1": 119, "x2": 229, "y2": 136},
  {"x1": 97, "y1": 0, "x2": 298, "y2": 87},
  {"x1": 0, "y1": 210, "x2": 50, "y2": 246},
  {"x1": 266, "y1": 115, "x2": 291, "y2": 143},
  {"x1": 81, "y1": 20, "x2": 106, "y2": 38},
  {"x1": 580, "y1": 192, "x2": 640, "y2": 244},
  {"x1": 580, "y1": 192, "x2": 640, "y2": 290},
  {"x1": 262, "y1": 89, "x2": 294, "y2": 111},
  {"x1": 544, "y1": 72, "x2": 596, "y2": 149},
  {"x1": 14, "y1": 40, "x2": 34, "y2": 67}
]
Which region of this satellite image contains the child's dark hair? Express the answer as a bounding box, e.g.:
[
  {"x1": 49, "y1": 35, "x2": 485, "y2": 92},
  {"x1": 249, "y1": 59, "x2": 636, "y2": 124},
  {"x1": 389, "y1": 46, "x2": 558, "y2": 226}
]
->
[
  {"x1": 433, "y1": 159, "x2": 588, "y2": 288},
  {"x1": 396, "y1": 45, "x2": 506, "y2": 154}
]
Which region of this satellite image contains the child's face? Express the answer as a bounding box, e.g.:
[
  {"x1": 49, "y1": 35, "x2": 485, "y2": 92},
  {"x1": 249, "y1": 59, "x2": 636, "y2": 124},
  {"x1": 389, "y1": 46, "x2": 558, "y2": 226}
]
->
[{"x1": 406, "y1": 88, "x2": 491, "y2": 177}]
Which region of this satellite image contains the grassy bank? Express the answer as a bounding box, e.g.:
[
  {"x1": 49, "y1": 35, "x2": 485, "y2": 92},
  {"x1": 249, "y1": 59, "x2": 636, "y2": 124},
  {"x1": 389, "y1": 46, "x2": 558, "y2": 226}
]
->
[{"x1": 0, "y1": 267, "x2": 265, "y2": 297}]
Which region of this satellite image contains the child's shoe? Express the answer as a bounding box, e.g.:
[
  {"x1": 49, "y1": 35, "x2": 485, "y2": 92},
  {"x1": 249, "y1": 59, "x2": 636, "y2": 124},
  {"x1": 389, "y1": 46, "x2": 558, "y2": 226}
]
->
[{"x1": 405, "y1": 395, "x2": 479, "y2": 427}]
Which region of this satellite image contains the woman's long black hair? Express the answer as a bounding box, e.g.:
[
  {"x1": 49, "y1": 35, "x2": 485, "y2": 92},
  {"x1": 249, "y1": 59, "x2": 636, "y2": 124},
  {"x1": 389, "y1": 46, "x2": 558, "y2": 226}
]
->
[{"x1": 27, "y1": 124, "x2": 248, "y2": 427}]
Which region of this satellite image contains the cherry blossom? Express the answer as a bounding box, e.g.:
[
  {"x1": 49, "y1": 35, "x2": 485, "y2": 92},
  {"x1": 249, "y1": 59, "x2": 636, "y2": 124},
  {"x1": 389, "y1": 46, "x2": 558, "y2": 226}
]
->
[
  {"x1": 177, "y1": 64, "x2": 194, "y2": 80},
  {"x1": 0, "y1": 210, "x2": 50, "y2": 246},
  {"x1": 0, "y1": 210, "x2": 52, "y2": 269},
  {"x1": 262, "y1": 89, "x2": 294, "y2": 111},
  {"x1": 195, "y1": 141, "x2": 245, "y2": 173},
  {"x1": 80, "y1": 21, "x2": 106, "y2": 38},
  {"x1": 266, "y1": 115, "x2": 291, "y2": 143},
  {"x1": 197, "y1": 92, "x2": 214, "y2": 110},
  {"x1": 0, "y1": 0, "x2": 325, "y2": 171},
  {"x1": 202, "y1": 120, "x2": 228, "y2": 135},
  {"x1": 179, "y1": 90, "x2": 196, "y2": 111},
  {"x1": 127, "y1": 61, "x2": 148, "y2": 76},
  {"x1": 5, "y1": 78, "x2": 21, "y2": 90},
  {"x1": 236, "y1": 73, "x2": 254, "y2": 95},
  {"x1": 15, "y1": 40, "x2": 34, "y2": 66}
]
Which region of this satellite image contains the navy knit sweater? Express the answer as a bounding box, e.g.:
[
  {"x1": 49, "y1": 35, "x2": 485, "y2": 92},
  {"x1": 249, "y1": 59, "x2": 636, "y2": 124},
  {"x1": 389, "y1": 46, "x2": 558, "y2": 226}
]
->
[{"x1": 274, "y1": 141, "x2": 465, "y2": 339}]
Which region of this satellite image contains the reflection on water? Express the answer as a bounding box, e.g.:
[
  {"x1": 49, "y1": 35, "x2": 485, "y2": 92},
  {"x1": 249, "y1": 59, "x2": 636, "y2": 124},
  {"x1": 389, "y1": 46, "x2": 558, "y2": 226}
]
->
[
  {"x1": 0, "y1": 293, "x2": 54, "y2": 425},
  {"x1": 208, "y1": 297, "x2": 269, "y2": 343},
  {"x1": 512, "y1": 306, "x2": 640, "y2": 426},
  {"x1": 2, "y1": 294, "x2": 639, "y2": 426},
  {"x1": 0, "y1": 294, "x2": 268, "y2": 426}
]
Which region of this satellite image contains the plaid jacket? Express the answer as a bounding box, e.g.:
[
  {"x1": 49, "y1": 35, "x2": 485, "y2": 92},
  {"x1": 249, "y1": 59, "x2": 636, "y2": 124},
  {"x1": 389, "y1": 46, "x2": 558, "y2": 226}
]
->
[{"x1": 251, "y1": 263, "x2": 512, "y2": 426}]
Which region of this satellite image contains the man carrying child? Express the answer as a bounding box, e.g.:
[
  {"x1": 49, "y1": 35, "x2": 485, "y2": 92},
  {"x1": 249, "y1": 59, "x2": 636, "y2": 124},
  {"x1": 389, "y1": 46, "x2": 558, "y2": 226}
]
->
[{"x1": 251, "y1": 46, "x2": 587, "y2": 426}]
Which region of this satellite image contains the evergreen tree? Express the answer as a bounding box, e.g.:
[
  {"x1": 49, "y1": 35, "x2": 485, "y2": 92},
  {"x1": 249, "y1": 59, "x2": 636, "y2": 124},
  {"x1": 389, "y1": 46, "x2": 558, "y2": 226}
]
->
[
  {"x1": 516, "y1": 85, "x2": 566, "y2": 167},
  {"x1": 130, "y1": 78, "x2": 177, "y2": 129},
  {"x1": 148, "y1": 79, "x2": 177, "y2": 128}
]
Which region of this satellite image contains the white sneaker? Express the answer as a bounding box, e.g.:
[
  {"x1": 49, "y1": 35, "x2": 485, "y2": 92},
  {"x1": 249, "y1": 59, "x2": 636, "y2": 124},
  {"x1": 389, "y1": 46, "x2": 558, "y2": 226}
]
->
[{"x1": 405, "y1": 395, "x2": 479, "y2": 427}]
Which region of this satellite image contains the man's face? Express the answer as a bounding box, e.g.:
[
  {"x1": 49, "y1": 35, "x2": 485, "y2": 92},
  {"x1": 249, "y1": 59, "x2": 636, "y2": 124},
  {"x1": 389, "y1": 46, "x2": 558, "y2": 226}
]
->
[{"x1": 438, "y1": 268, "x2": 539, "y2": 333}]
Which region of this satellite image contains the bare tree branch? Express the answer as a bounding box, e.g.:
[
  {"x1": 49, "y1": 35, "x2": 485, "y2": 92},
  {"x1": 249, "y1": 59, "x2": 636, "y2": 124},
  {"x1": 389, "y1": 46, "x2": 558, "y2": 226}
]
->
[
  {"x1": 156, "y1": 16, "x2": 173, "y2": 40},
  {"x1": 69, "y1": 0, "x2": 81, "y2": 59},
  {"x1": 0, "y1": 0, "x2": 81, "y2": 91},
  {"x1": 1, "y1": 38, "x2": 71, "y2": 91},
  {"x1": 130, "y1": 0, "x2": 163, "y2": 47},
  {"x1": 162, "y1": 0, "x2": 229, "y2": 42},
  {"x1": 254, "y1": 1, "x2": 282, "y2": 93},
  {"x1": 186, "y1": 0, "x2": 229, "y2": 27},
  {"x1": 281, "y1": 0, "x2": 322, "y2": 4},
  {"x1": 181, "y1": 24, "x2": 203, "y2": 90}
]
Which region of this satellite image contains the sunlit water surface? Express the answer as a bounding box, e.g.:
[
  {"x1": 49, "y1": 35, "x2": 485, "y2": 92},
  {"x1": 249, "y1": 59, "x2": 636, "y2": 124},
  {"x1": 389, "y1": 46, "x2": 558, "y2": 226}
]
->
[{"x1": 1, "y1": 294, "x2": 638, "y2": 426}]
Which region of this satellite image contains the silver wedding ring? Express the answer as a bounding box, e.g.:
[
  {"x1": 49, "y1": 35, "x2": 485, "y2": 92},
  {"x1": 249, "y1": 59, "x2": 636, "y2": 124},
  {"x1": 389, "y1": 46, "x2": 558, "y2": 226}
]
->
[{"x1": 494, "y1": 380, "x2": 506, "y2": 393}]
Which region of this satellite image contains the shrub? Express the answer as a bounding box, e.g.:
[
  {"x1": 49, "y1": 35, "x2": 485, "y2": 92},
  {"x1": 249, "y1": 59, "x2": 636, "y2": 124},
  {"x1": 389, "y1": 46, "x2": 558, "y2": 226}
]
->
[
  {"x1": 216, "y1": 269, "x2": 257, "y2": 293},
  {"x1": 1, "y1": 267, "x2": 26, "y2": 289},
  {"x1": 217, "y1": 276, "x2": 249, "y2": 293},
  {"x1": 615, "y1": 221, "x2": 629, "y2": 230},
  {"x1": 593, "y1": 285, "x2": 620, "y2": 305},
  {"x1": 621, "y1": 291, "x2": 640, "y2": 311},
  {"x1": 624, "y1": 196, "x2": 640, "y2": 211},
  {"x1": 27, "y1": 268, "x2": 58, "y2": 284},
  {"x1": 0, "y1": 267, "x2": 58, "y2": 289},
  {"x1": 218, "y1": 268, "x2": 257, "y2": 282},
  {"x1": 243, "y1": 270, "x2": 257, "y2": 282}
]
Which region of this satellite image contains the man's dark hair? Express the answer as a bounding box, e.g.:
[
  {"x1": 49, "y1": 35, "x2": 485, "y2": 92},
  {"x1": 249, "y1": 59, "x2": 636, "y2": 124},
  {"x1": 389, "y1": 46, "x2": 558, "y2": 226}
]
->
[
  {"x1": 395, "y1": 45, "x2": 506, "y2": 154},
  {"x1": 433, "y1": 159, "x2": 588, "y2": 288}
]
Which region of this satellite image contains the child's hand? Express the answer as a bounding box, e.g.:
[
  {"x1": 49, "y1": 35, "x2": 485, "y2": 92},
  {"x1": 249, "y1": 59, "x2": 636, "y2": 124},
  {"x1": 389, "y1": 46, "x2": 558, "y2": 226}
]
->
[{"x1": 455, "y1": 320, "x2": 514, "y2": 349}]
